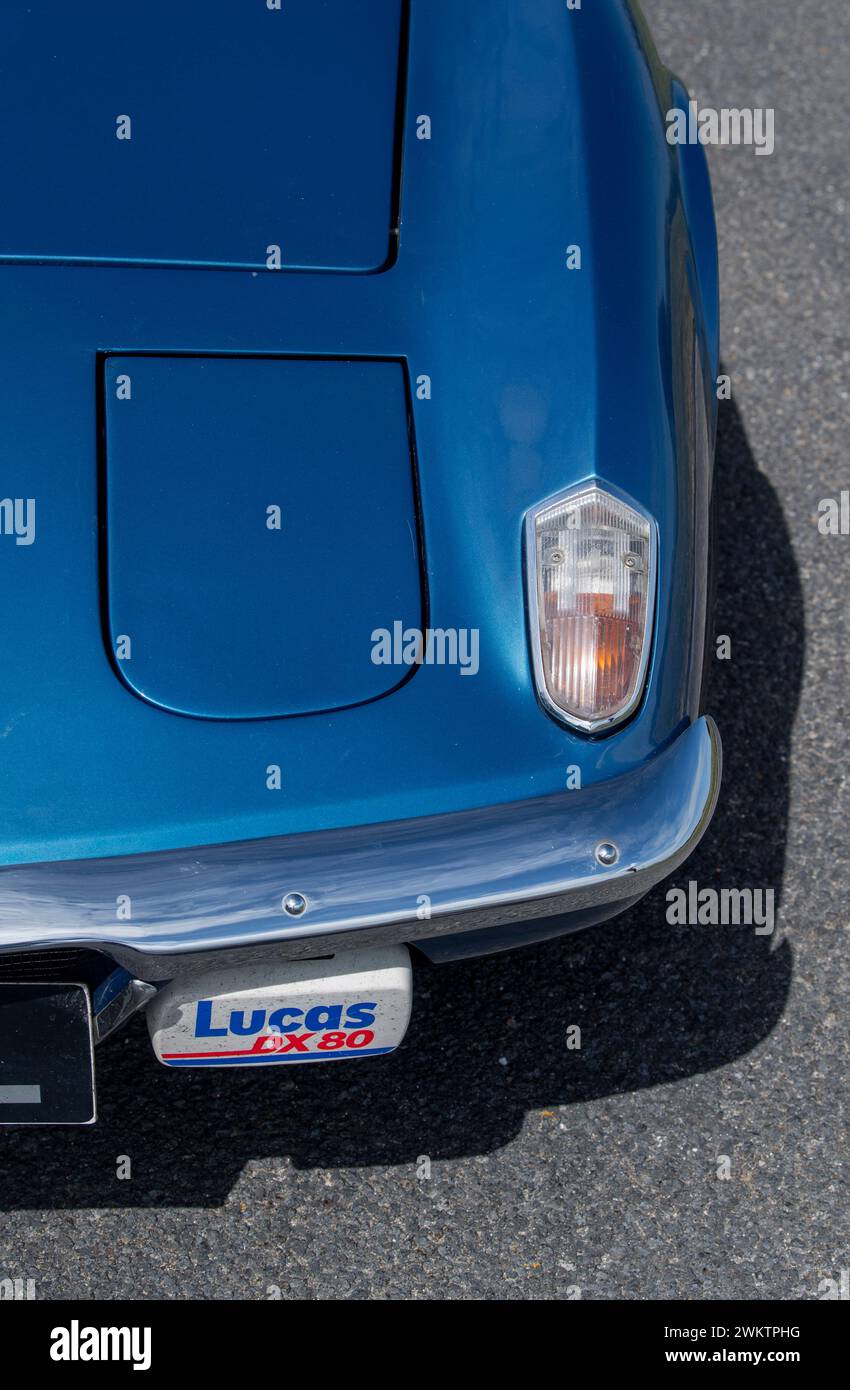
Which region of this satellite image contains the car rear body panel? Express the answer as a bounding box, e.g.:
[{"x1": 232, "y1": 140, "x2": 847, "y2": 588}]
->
[{"x1": 0, "y1": 0, "x2": 716, "y2": 873}]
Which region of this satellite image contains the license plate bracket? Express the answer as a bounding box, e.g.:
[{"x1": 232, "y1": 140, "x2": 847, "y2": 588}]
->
[{"x1": 0, "y1": 983, "x2": 95, "y2": 1125}]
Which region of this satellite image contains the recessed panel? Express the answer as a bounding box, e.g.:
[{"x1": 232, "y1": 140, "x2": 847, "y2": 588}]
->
[{"x1": 103, "y1": 356, "x2": 422, "y2": 719}]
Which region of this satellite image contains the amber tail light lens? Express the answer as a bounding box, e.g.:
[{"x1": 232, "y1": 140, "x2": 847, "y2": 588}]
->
[{"x1": 526, "y1": 481, "x2": 656, "y2": 732}]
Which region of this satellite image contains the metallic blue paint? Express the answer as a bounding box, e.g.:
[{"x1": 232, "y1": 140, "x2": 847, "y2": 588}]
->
[
  {"x1": 0, "y1": 1, "x2": 718, "y2": 902},
  {"x1": 0, "y1": 715, "x2": 721, "y2": 976},
  {"x1": 103, "y1": 355, "x2": 423, "y2": 719},
  {"x1": 0, "y1": 0, "x2": 406, "y2": 272}
]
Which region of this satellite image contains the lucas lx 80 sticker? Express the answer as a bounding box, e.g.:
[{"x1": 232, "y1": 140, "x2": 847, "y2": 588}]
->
[{"x1": 146, "y1": 949, "x2": 414, "y2": 1068}]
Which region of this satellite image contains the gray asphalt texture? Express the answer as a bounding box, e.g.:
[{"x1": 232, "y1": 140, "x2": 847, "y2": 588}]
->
[{"x1": 1, "y1": 0, "x2": 848, "y2": 1300}]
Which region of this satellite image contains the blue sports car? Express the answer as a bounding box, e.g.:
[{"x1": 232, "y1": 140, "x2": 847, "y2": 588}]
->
[{"x1": 0, "y1": 0, "x2": 720, "y2": 1122}]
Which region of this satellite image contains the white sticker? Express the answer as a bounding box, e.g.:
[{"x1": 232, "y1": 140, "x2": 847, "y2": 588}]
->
[{"x1": 147, "y1": 947, "x2": 412, "y2": 1067}]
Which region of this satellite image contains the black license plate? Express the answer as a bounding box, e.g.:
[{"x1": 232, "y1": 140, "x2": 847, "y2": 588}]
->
[{"x1": 0, "y1": 983, "x2": 95, "y2": 1124}]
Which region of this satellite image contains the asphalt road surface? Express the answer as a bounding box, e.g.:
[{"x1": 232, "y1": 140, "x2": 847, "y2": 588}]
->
[{"x1": 1, "y1": 0, "x2": 847, "y2": 1300}]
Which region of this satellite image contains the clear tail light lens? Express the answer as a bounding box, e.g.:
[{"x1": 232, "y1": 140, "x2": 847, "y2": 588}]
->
[{"x1": 526, "y1": 481, "x2": 656, "y2": 732}]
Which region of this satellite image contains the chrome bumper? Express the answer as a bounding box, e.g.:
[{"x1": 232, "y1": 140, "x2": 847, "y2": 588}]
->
[{"x1": 0, "y1": 717, "x2": 721, "y2": 982}]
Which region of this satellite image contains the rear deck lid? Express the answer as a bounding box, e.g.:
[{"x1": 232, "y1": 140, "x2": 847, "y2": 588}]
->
[{"x1": 0, "y1": 0, "x2": 404, "y2": 271}]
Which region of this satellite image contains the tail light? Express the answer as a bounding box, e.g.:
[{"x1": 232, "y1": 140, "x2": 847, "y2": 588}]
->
[{"x1": 525, "y1": 480, "x2": 656, "y2": 732}]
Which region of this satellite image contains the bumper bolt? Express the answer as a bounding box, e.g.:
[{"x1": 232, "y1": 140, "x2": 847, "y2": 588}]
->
[
  {"x1": 283, "y1": 892, "x2": 308, "y2": 916},
  {"x1": 595, "y1": 841, "x2": 620, "y2": 867}
]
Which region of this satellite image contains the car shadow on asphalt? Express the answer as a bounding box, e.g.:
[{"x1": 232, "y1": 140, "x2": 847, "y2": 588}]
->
[{"x1": 0, "y1": 390, "x2": 802, "y2": 1207}]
